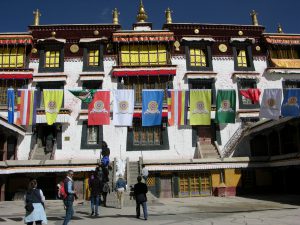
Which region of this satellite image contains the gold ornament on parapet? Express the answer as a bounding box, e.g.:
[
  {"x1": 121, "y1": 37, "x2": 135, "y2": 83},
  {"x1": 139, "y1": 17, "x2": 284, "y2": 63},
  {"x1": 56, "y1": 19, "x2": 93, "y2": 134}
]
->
[
  {"x1": 218, "y1": 44, "x2": 227, "y2": 53},
  {"x1": 194, "y1": 29, "x2": 199, "y2": 34},
  {"x1": 70, "y1": 44, "x2": 79, "y2": 53},
  {"x1": 174, "y1": 41, "x2": 180, "y2": 51},
  {"x1": 255, "y1": 46, "x2": 261, "y2": 51},
  {"x1": 238, "y1": 30, "x2": 243, "y2": 36}
]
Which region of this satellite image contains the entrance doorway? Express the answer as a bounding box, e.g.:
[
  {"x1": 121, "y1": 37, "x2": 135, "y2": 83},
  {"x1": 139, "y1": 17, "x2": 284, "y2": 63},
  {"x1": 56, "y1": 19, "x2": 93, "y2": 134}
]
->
[
  {"x1": 160, "y1": 176, "x2": 172, "y2": 198},
  {"x1": 36, "y1": 124, "x2": 57, "y2": 152},
  {"x1": 197, "y1": 126, "x2": 213, "y2": 145}
]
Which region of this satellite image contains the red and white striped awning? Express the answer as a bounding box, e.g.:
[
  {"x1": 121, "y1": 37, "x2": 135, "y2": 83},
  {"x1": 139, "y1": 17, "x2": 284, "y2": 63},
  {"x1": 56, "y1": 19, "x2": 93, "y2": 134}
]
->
[{"x1": 0, "y1": 35, "x2": 33, "y2": 45}]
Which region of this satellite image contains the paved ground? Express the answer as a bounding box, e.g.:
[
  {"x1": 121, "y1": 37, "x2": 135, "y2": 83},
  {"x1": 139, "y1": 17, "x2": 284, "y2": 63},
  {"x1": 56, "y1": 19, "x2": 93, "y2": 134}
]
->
[{"x1": 1, "y1": 195, "x2": 300, "y2": 224}]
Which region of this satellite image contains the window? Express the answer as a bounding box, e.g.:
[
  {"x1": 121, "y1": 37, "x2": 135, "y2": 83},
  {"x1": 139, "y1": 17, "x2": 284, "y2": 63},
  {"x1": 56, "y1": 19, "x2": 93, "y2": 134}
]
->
[
  {"x1": 0, "y1": 47, "x2": 25, "y2": 68},
  {"x1": 38, "y1": 44, "x2": 64, "y2": 73},
  {"x1": 237, "y1": 79, "x2": 259, "y2": 109},
  {"x1": 127, "y1": 118, "x2": 169, "y2": 151},
  {"x1": 81, "y1": 81, "x2": 102, "y2": 109},
  {"x1": 0, "y1": 79, "x2": 27, "y2": 106},
  {"x1": 82, "y1": 44, "x2": 104, "y2": 71},
  {"x1": 120, "y1": 76, "x2": 173, "y2": 105},
  {"x1": 270, "y1": 47, "x2": 300, "y2": 59},
  {"x1": 80, "y1": 121, "x2": 103, "y2": 149},
  {"x1": 120, "y1": 44, "x2": 168, "y2": 66},
  {"x1": 185, "y1": 43, "x2": 212, "y2": 71},
  {"x1": 188, "y1": 78, "x2": 216, "y2": 105},
  {"x1": 283, "y1": 80, "x2": 300, "y2": 89},
  {"x1": 36, "y1": 82, "x2": 64, "y2": 108},
  {"x1": 233, "y1": 44, "x2": 255, "y2": 71}
]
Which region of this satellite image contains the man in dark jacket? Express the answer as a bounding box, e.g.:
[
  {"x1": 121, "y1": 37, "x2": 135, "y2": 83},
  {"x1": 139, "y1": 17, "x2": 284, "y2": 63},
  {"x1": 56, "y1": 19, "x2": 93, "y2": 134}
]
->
[
  {"x1": 134, "y1": 175, "x2": 148, "y2": 220},
  {"x1": 63, "y1": 170, "x2": 76, "y2": 225},
  {"x1": 89, "y1": 174, "x2": 103, "y2": 216}
]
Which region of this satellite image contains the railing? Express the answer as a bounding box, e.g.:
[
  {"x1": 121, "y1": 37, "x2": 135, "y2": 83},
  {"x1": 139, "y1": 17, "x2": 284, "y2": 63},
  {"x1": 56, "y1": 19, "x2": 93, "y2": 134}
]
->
[
  {"x1": 50, "y1": 140, "x2": 57, "y2": 160},
  {"x1": 195, "y1": 141, "x2": 204, "y2": 159},
  {"x1": 222, "y1": 125, "x2": 250, "y2": 158},
  {"x1": 214, "y1": 141, "x2": 222, "y2": 158},
  {"x1": 28, "y1": 143, "x2": 38, "y2": 160}
]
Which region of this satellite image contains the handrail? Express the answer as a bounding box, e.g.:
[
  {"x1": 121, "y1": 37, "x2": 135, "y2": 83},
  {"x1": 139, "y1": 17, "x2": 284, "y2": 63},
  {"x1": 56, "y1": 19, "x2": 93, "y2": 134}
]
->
[
  {"x1": 126, "y1": 157, "x2": 130, "y2": 186},
  {"x1": 50, "y1": 140, "x2": 57, "y2": 160},
  {"x1": 28, "y1": 143, "x2": 38, "y2": 160},
  {"x1": 213, "y1": 141, "x2": 222, "y2": 157},
  {"x1": 196, "y1": 141, "x2": 203, "y2": 159}
]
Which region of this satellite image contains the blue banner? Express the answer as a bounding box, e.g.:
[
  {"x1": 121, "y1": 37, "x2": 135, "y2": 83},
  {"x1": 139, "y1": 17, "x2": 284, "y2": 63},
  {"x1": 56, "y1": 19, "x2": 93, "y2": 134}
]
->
[
  {"x1": 142, "y1": 90, "x2": 164, "y2": 126},
  {"x1": 7, "y1": 89, "x2": 14, "y2": 124},
  {"x1": 281, "y1": 89, "x2": 300, "y2": 117}
]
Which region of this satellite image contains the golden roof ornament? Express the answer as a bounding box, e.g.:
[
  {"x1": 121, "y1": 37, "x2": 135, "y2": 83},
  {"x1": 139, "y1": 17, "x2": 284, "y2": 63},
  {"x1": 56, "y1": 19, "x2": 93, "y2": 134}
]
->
[
  {"x1": 165, "y1": 8, "x2": 172, "y2": 24},
  {"x1": 112, "y1": 8, "x2": 120, "y2": 25},
  {"x1": 277, "y1": 24, "x2": 284, "y2": 33},
  {"x1": 136, "y1": 0, "x2": 148, "y2": 23},
  {"x1": 33, "y1": 9, "x2": 41, "y2": 26},
  {"x1": 250, "y1": 10, "x2": 259, "y2": 26}
]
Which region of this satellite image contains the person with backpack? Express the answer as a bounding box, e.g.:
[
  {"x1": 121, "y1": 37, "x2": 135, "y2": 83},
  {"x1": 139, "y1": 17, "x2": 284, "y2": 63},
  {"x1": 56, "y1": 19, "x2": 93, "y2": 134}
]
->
[
  {"x1": 24, "y1": 179, "x2": 47, "y2": 225},
  {"x1": 115, "y1": 174, "x2": 126, "y2": 209},
  {"x1": 102, "y1": 182, "x2": 110, "y2": 207},
  {"x1": 62, "y1": 170, "x2": 77, "y2": 225},
  {"x1": 89, "y1": 173, "x2": 103, "y2": 216}
]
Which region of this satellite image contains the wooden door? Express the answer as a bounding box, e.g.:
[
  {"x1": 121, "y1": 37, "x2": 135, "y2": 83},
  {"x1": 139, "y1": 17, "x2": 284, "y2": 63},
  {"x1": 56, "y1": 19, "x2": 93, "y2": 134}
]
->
[
  {"x1": 198, "y1": 126, "x2": 212, "y2": 145},
  {"x1": 160, "y1": 176, "x2": 172, "y2": 198},
  {"x1": 74, "y1": 180, "x2": 84, "y2": 200}
]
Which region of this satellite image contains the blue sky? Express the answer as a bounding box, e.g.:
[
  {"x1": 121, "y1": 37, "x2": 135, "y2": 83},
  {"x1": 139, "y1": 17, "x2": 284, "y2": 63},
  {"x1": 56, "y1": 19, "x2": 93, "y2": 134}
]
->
[{"x1": 0, "y1": 0, "x2": 298, "y2": 33}]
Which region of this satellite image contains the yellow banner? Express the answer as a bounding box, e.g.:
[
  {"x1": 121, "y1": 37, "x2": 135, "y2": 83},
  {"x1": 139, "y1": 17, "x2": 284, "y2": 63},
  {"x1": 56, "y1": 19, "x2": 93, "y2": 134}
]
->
[
  {"x1": 43, "y1": 90, "x2": 63, "y2": 125},
  {"x1": 189, "y1": 90, "x2": 211, "y2": 125}
]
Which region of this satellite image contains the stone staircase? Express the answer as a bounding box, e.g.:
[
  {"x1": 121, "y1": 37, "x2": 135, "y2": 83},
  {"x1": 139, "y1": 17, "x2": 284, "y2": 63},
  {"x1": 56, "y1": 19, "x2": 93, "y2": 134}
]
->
[
  {"x1": 200, "y1": 144, "x2": 220, "y2": 158},
  {"x1": 31, "y1": 145, "x2": 52, "y2": 160}
]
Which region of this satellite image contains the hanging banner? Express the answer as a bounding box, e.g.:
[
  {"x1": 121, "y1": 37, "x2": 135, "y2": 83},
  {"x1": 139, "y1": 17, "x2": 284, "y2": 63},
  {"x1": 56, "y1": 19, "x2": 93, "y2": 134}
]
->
[
  {"x1": 69, "y1": 89, "x2": 97, "y2": 103},
  {"x1": 88, "y1": 91, "x2": 110, "y2": 125},
  {"x1": 167, "y1": 90, "x2": 189, "y2": 126},
  {"x1": 189, "y1": 90, "x2": 211, "y2": 125},
  {"x1": 142, "y1": 90, "x2": 164, "y2": 126},
  {"x1": 16, "y1": 89, "x2": 38, "y2": 126},
  {"x1": 113, "y1": 89, "x2": 134, "y2": 126},
  {"x1": 281, "y1": 89, "x2": 300, "y2": 117},
  {"x1": 240, "y1": 88, "x2": 261, "y2": 104},
  {"x1": 215, "y1": 89, "x2": 236, "y2": 124},
  {"x1": 7, "y1": 88, "x2": 14, "y2": 124},
  {"x1": 259, "y1": 89, "x2": 282, "y2": 120},
  {"x1": 43, "y1": 89, "x2": 64, "y2": 125}
]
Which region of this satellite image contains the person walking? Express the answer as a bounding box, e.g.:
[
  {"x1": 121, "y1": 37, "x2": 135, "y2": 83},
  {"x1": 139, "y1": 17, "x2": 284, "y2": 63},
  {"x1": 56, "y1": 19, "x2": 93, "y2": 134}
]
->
[
  {"x1": 89, "y1": 173, "x2": 103, "y2": 216},
  {"x1": 134, "y1": 176, "x2": 148, "y2": 220},
  {"x1": 24, "y1": 179, "x2": 47, "y2": 225},
  {"x1": 102, "y1": 182, "x2": 110, "y2": 207},
  {"x1": 141, "y1": 164, "x2": 149, "y2": 184},
  {"x1": 63, "y1": 170, "x2": 77, "y2": 225},
  {"x1": 115, "y1": 174, "x2": 126, "y2": 209}
]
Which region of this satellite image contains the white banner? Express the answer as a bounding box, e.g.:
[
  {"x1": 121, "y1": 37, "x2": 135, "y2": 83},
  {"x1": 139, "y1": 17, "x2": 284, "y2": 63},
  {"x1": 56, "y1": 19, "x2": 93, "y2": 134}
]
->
[
  {"x1": 259, "y1": 89, "x2": 282, "y2": 120},
  {"x1": 113, "y1": 89, "x2": 134, "y2": 126}
]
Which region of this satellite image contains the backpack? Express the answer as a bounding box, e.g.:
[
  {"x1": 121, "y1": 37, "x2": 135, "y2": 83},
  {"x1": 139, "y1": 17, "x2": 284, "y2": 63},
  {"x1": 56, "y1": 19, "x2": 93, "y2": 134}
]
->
[{"x1": 58, "y1": 181, "x2": 68, "y2": 200}]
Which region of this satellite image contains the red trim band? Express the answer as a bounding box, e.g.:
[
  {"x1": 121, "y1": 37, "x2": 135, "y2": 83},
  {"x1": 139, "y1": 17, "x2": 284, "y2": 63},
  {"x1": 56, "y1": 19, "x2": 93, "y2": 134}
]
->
[{"x1": 0, "y1": 74, "x2": 33, "y2": 79}]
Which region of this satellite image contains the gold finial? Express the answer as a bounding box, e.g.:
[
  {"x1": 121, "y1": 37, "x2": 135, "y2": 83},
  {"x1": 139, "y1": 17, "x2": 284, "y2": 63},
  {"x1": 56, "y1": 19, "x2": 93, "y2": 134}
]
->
[
  {"x1": 277, "y1": 24, "x2": 284, "y2": 33},
  {"x1": 165, "y1": 8, "x2": 172, "y2": 24},
  {"x1": 33, "y1": 9, "x2": 41, "y2": 26},
  {"x1": 51, "y1": 31, "x2": 56, "y2": 37},
  {"x1": 136, "y1": 0, "x2": 148, "y2": 23},
  {"x1": 112, "y1": 8, "x2": 120, "y2": 25},
  {"x1": 250, "y1": 10, "x2": 259, "y2": 26}
]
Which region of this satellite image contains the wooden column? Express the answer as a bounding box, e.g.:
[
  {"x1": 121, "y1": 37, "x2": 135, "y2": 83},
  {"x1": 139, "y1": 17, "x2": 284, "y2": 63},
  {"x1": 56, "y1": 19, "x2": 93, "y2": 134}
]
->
[
  {"x1": 0, "y1": 178, "x2": 6, "y2": 201},
  {"x1": 2, "y1": 140, "x2": 7, "y2": 161}
]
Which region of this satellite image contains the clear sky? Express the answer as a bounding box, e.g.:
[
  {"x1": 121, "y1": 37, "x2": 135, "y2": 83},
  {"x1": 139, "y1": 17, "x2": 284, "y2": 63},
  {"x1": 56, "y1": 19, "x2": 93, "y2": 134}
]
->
[{"x1": 0, "y1": 0, "x2": 298, "y2": 34}]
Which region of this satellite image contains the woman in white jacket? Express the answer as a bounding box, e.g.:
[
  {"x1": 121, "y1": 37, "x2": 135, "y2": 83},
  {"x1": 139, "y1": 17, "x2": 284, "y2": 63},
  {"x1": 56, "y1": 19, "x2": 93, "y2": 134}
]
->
[{"x1": 24, "y1": 179, "x2": 47, "y2": 225}]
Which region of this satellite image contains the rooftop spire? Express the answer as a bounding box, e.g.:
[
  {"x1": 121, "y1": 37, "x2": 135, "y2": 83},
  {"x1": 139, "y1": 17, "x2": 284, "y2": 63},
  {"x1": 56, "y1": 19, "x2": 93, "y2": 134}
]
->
[
  {"x1": 277, "y1": 23, "x2": 284, "y2": 33},
  {"x1": 136, "y1": 0, "x2": 148, "y2": 23},
  {"x1": 33, "y1": 9, "x2": 41, "y2": 26},
  {"x1": 112, "y1": 8, "x2": 120, "y2": 25},
  {"x1": 250, "y1": 10, "x2": 259, "y2": 26},
  {"x1": 165, "y1": 8, "x2": 172, "y2": 24}
]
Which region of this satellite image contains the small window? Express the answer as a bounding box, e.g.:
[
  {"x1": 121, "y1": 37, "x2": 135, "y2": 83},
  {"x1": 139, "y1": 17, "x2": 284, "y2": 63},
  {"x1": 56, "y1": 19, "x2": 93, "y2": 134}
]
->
[
  {"x1": 237, "y1": 79, "x2": 259, "y2": 109},
  {"x1": 80, "y1": 121, "x2": 103, "y2": 149},
  {"x1": 45, "y1": 50, "x2": 60, "y2": 68},
  {"x1": 185, "y1": 43, "x2": 213, "y2": 71},
  {"x1": 38, "y1": 45, "x2": 64, "y2": 73},
  {"x1": 283, "y1": 80, "x2": 300, "y2": 89},
  {"x1": 127, "y1": 118, "x2": 169, "y2": 151},
  {"x1": 83, "y1": 44, "x2": 103, "y2": 71},
  {"x1": 0, "y1": 46, "x2": 25, "y2": 68},
  {"x1": 233, "y1": 44, "x2": 255, "y2": 71},
  {"x1": 0, "y1": 79, "x2": 27, "y2": 106},
  {"x1": 270, "y1": 47, "x2": 300, "y2": 59}
]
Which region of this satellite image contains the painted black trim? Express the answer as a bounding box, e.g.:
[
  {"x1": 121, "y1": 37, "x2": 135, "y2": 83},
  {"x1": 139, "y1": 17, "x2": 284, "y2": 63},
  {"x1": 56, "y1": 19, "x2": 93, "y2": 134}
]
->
[
  {"x1": 232, "y1": 43, "x2": 255, "y2": 71},
  {"x1": 38, "y1": 44, "x2": 64, "y2": 73},
  {"x1": 282, "y1": 79, "x2": 300, "y2": 89},
  {"x1": 56, "y1": 125, "x2": 62, "y2": 149},
  {"x1": 185, "y1": 42, "x2": 213, "y2": 71},
  {"x1": 237, "y1": 78, "x2": 260, "y2": 109},
  {"x1": 82, "y1": 43, "x2": 104, "y2": 72},
  {"x1": 80, "y1": 121, "x2": 103, "y2": 149},
  {"x1": 192, "y1": 127, "x2": 197, "y2": 147}
]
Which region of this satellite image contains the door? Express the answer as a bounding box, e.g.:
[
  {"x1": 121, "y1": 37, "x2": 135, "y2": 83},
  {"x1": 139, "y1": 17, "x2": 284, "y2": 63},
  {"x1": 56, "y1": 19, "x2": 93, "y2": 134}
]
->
[
  {"x1": 160, "y1": 176, "x2": 172, "y2": 198},
  {"x1": 198, "y1": 126, "x2": 212, "y2": 145},
  {"x1": 36, "y1": 124, "x2": 56, "y2": 151},
  {"x1": 74, "y1": 180, "x2": 84, "y2": 200}
]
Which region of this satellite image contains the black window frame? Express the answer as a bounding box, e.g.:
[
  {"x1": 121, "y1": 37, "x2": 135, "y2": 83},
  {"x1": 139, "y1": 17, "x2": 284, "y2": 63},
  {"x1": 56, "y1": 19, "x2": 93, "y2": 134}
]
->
[
  {"x1": 81, "y1": 80, "x2": 102, "y2": 109},
  {"x1": 80, "y1": 120, "x2": 103, "y2": 149},
  {"x1": 237, "y1": 78, "x2": 259, "y2": 109},
  {"x1": 126, "y1": 118, "x2": 169, "y2": 151},
  {"x1": 188, "y1": 78, "x2": 216, "y2": 106},
  {"x1": 185, "y1": 41, "x2": 213, "y2": 71},
  {"x1": 282, "y1": 79, "x2": 300, "y2": 89},
  {"x1": 82, "y1": 43, "x2": 104, "y2": 72},
  {"x1": 38, "y1": 44, "x2": 64, "y2": 73},
  {"x1": 232, "y1": 42, "x2": 255, "y2": 71}
]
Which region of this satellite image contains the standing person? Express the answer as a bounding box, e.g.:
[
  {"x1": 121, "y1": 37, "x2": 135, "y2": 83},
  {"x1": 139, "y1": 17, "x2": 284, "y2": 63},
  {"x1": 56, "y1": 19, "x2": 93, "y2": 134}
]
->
[
  {"x1": 63, "y1": 170, "x2": 77, "y2": 225},
  {"x1": 89, "y1": 174, "x2": 102, "y2": 216},
  {"x1": 102, "y1": 182, "x2": 110, "y2": 207},
  {"x1": 115, "y1": 174, "x2": 126, "y2": 209},
  {"x1": 134, "y1": 176, "x2": 148, "y2": 220},
  {"x1": 24, "y1": 179, "x2": 47, "y2": 225},
  {"x1": 141, "y1": 165, "x2": 149, "y2": 184}
]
